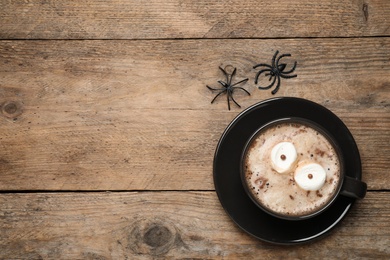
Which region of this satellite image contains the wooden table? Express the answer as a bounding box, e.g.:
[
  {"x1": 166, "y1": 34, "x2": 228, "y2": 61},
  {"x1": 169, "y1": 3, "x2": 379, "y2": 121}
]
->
[{"x1": 1, "y1": 1, "x2": 389, "y2": 258}]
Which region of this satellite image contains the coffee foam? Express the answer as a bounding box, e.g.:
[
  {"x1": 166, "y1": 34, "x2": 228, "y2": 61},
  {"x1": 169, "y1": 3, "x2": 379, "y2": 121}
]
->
[{"x1": 244, "y1": 121, "x2": 341, "y2": 218}]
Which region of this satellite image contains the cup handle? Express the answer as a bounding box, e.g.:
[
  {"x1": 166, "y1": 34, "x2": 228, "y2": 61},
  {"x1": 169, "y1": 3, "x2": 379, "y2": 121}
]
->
[{"x1": 340, "y1": 176, "x2": 367, "y2": 199}]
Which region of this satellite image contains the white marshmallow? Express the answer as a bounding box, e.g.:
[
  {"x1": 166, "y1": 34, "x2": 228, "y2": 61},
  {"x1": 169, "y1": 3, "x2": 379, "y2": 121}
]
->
[
  {"x1": 270, "y1": 142, "x2": 298, "y2": 174},
  {"x1": 294, "y1": 162, "x2": 326, "y2": 191}
]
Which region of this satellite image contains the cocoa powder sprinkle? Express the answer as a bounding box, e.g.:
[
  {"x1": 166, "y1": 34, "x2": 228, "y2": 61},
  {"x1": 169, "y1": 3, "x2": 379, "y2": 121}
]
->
[{"x1": 255, "y1": 177, "x2": 268, "y2": 189}]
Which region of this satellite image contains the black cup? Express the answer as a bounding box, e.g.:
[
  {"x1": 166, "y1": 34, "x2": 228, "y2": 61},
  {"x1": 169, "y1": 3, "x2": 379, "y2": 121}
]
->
[{"x1": 240, "y1": 117, "x2": 367, "y2": 221}]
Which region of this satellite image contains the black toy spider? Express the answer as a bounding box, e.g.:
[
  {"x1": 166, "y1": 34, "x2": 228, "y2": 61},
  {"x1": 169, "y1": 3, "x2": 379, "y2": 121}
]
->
[
  {"x1": 206, "y1": 66, "x2": 250, "y2": 110},
  {"x1": 253, "y1": 50, "x2": 297, "y2": 94}
]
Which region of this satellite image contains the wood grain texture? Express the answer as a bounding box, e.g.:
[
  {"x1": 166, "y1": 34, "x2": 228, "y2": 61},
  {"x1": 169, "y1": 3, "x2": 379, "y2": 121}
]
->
[
  {"x1": 0, "y1": 38, "x2": 389, "y2": 190},
  {"x1": 0, "y1": 0, "x2": 389, "y2": 39},
  {"x1": 1, "y1": 0, "x2": 389, "y2": 258},
  {"x1": 0, "y1": 192, "x2": 388, "y2": 259}
]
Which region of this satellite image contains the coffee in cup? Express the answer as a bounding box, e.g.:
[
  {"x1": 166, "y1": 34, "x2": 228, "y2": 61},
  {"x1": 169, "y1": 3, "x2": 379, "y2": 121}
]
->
[{"x1": 241, "y1": 118, "x2": 366, "y2": 220}]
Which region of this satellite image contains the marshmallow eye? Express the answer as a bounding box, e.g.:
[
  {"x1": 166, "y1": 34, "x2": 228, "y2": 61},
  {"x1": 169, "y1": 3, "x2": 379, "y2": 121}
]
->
[
  {"x1": 270, "y1": 142, "x2": 298, "y2": 174},
  {"x1": 294, "y1": 163, "x2": 326, "y2": 191}
]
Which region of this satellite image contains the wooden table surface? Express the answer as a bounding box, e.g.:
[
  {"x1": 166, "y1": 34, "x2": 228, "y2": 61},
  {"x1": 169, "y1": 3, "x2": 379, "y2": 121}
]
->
[{"x1": 1, "y1": 1, "x2": 389, "y2": 259}]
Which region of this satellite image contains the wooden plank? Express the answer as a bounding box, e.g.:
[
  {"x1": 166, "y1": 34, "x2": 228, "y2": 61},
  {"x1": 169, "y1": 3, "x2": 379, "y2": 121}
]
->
[
  {"x1": 0, "y1": 38, "x2": 389, "y2": 190},
  {"x1": 0, "y1": 0, "x2": 389, "y2": 39},
  {"x1": 0, "y1": 191, "x2": 388, "y2": 259},
  {"x1": 0, "y1": 38, "x2": 389, "y2": 111}
]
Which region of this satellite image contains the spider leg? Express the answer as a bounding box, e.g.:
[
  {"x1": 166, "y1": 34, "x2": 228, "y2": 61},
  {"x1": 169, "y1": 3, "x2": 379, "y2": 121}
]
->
[
  {"x1": 258, "y1": 75, "x2": 276, "y2": 90},
  {"x1": 230, "y1": 78, "x2": 248, "y2": 87},
  {"x1": 276, "y1": 54, "x2": 297, "y2": 75},
  {"x1": 218, "y1": 80, "x2": 227, "y2": 86},
  {"x1": 219, "y1": 66, "x2": 230, "y2": 85},
  {"x1": 253, "y1": 63, "x2": 272, "y2": 69},
  {"x1": 230, "y1": 94, "x2": 241, "y2": 108},
  {"x1": 276, "y1": 53, "x2": 291, "y2": 67},
  {"x1": 271, "y1": 77, "x2": 281, "y2": 95},
  {"x1": 232, "y1": 86, "x2": 251, "y2": 96},
  {"x1": 206, "y1": 85, "x2": 225, "y2": 91},
  {"x1": 280, "y1": 73, "x2": 297, "y2": 79},
  {"x1": 272, "y1": 50, "x2": 279, "y2": 68},
  {"x1": 210, "y1": 90, "x2": 226, "y2": 104},
  {"x1": 226, "y1": 90, "x2": 231, "y2": 110},
  {"x1": 229, "y1": 67, "x2": 237, "y2": 86},
  {"x1": 254, "y1": 68, "x2": 272, "y2": 85},
  {"x1": 264, "y1": 72, "x2": 274, "y2": 81},
  {"x1": 281, "y1": 61, "x2": 297, "y2": 74}
]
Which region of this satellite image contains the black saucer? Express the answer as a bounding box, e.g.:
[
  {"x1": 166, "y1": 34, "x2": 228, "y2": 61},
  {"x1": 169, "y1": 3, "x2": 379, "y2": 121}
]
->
[{"x1": 213, "y1": 97, "x2": 362, "y2": 245}]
